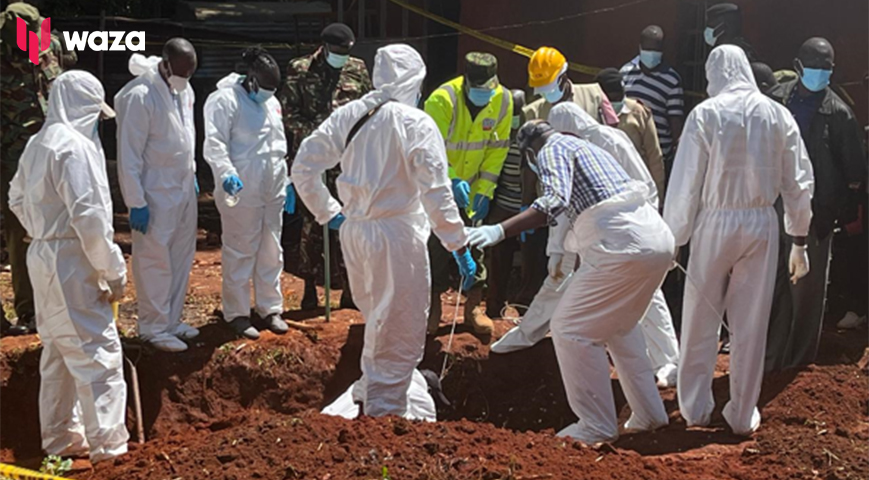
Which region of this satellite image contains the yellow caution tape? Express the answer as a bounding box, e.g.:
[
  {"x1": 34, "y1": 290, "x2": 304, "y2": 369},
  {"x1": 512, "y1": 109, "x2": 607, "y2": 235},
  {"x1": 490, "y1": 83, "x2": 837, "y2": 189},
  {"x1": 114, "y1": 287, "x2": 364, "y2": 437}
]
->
[
  {"x1": 388, "y1": 0, "x2": 600, "y2": 76},
  {"x1": 0, "y1": 463, "x2": 75, "y2": 480}
]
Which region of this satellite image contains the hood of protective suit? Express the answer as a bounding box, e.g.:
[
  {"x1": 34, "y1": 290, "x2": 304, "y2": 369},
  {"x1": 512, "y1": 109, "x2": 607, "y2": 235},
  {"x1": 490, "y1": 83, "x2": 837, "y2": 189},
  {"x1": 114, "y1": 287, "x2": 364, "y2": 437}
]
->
[
  {"x1": 705, "y1": 45, "x2": 758, "y2": 97},
  {"x1": 45, "y1": 70, "x2": 107, "y2": 141},
  {"x1": 371, "y1": 44, "x2": 426, "y2": 106},
  {"x1": 548, "y1": 102, "x2": 599, "y2": 136},
  {"x1": 128, "y1": 53, "x2": 162, "y2": 77},
  {"x1": 216, "y1": 72, "x2": 243, "y2": 90}
]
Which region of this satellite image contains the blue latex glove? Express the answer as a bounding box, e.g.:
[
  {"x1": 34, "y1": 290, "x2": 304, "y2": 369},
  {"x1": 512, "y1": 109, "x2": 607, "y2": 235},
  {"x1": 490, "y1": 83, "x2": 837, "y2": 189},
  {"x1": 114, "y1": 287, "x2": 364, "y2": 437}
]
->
[
  {"x1": 451, "y1": 178, "x2": 470, "y2": 209},
  {"x1": 284, "y1": 184, "x2": 296, "y2": 214},
  {"x1": 129, "y1": 206, "x2": 150, "y2": 234},
  {"x1": 519, "y1": 205, "x2": 536, "y2": 242},
  {"x1": 451, "y1": 249, "x2": 477, "y2": 291},
  {"x1": 328, "y1": 213, "x2": 346, "y2": 231},
  {"x1": 470, "y1": 194, "x2": 490, "y2": 222},
  {"x1": 194, "y1": 177, "x2": 200, "y2": 196},
  {"x1": 223, "y1": 175, "x2": 244, "y2": 196}
]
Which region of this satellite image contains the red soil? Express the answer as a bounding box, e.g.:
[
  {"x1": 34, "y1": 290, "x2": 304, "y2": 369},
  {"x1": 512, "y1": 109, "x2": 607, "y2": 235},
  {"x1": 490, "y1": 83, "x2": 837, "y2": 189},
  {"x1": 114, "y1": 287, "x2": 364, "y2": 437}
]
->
[{"x1": 1, "y1": 252, "x2": 866, "y2": 479}]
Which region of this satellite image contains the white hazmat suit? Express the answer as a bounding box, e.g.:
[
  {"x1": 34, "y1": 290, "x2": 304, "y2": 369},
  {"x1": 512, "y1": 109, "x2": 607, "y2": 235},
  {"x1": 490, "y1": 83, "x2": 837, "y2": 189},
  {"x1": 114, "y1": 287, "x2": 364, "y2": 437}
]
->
[
  {"x1": 292, "y1": 44, "x2": 467, "y2": 420},
  {"x1": 9, "y1": 71, "x2": 129, "y2": 462},
  {"x1": 494, "y1": 103, "x2": 680, "y2": 387},
  {"x1": 663, "y1": 46, "x2": 814, "y2": 435},
  {"x1": 115, "y1": 54, "x2": 198, "y2": 346},
  {"x1": 203, "y1": 73, "x2": 288, "y2": 322}
]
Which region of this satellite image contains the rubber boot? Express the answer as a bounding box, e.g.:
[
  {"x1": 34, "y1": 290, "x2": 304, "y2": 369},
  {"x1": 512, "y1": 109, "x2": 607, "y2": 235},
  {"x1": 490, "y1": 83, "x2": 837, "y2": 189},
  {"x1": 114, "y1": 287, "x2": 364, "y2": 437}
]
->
[
  {"x1": 464, "y1": 287, "x2": 494, "y2": 335},
  {"x1": 301, "y1": 280, "x2": 318, "y2": 310},
  {"x1": 339, "y1": 285, "x2": 357, "y2": 310},
  {"x1": 427, "y1": 290, "x2": 442, "y2": 335}
]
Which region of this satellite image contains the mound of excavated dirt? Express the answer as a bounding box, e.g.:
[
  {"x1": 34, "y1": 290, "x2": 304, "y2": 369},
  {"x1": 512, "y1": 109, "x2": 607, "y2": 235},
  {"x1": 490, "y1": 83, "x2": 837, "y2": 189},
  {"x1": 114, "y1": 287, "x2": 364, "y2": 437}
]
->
[
  {"x1": 2, "y1": 249, "x2": 867, "y2": 479},
  {"x1": 2, "y1": 313, "x2": 867, "y2": 480}
]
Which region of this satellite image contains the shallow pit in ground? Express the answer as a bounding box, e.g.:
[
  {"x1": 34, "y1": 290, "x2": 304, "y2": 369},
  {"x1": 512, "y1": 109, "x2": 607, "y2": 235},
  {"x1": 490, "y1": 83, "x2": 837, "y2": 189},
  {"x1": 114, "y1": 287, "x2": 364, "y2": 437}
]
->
[{"x1": 2, "y1": 311, "x2": 867, "y2": 479}]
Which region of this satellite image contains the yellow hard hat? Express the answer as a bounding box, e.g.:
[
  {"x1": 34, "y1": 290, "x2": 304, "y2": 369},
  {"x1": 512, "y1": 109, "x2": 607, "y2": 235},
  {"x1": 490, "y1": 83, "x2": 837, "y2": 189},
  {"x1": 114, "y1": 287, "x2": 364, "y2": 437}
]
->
[{"x1": 528, "y1": 47, "x2": 567, "y2": 88}]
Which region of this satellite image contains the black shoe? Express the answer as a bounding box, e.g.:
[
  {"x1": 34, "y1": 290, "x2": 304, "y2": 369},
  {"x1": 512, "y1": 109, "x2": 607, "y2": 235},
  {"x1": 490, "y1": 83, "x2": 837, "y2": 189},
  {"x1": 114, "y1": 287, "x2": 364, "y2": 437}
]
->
[
  {"x1": 227, "y1": 317, "x2": 260, "y2": 340},
  {"x1": 301, "y1": 283, "x2": 318, "y2": 310},
  {"x1": 339, "y1": 291, "x2": 357, "y2": 310},
  {"x1": 253, "y1": 313, "x2": 289, "y2": 335},
  {"x1": 8, "y1": 316, "x2": 35, "y2": 336},
  {"x1": 0, "y1": 317, "x2": 11, "y2": 336}
]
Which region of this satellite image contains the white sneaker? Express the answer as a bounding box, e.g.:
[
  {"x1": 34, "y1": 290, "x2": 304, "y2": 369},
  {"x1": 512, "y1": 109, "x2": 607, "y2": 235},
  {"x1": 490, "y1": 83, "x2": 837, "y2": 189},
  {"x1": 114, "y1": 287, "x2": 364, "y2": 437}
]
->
[
  {"x1": 173, "y1": 322, "x2": 200, "y2": 340},
  {"x1": 837, "y1": 311, "x2": 867, "y2": 330},
  {"x1": 623, "y1": 412, "x2": 668, "y2": 432},
  {"x1": 557, "y1": 422, "x2": 618, "y2": 445},
  {"x1": 148, "y1": 334, "x2": 188, "y2": 352},
  {"x1": 655, "y1": 363, "x2": 678, "y2": 388}
]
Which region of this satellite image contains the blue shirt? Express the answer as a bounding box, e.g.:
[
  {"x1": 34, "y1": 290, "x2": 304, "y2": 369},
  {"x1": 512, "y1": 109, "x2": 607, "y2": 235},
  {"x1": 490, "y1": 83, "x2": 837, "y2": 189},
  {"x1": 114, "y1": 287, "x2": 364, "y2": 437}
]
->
[{"x1": 531, "y1": 133, "x2": 631, "y2": 223}]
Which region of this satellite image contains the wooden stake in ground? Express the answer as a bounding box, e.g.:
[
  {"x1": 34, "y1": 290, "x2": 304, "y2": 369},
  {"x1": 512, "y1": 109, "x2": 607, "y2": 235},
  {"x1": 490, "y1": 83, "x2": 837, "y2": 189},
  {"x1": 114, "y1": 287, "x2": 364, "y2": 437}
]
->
[{"x1": 323, "y1": 172, "x2": 331, "y2": 323}]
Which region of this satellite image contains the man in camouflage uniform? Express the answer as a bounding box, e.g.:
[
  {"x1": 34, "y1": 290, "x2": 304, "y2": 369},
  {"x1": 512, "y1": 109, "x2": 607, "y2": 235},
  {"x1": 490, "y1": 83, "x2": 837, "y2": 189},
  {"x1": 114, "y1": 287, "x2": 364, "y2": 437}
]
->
[
  {"x1": 280, "y1": 23, "x2": 371, "y2": 310},
  {"x1": 0, "y1": 3, "x2": 74, "y2": 336}
]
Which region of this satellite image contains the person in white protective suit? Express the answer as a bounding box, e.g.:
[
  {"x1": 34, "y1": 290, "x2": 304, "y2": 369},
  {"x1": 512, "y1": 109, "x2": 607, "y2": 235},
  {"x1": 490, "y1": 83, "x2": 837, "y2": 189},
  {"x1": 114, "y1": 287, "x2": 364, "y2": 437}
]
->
[
  {"x1": 203, "y1": 47, "x2": 291, "y2": 340},
  {"x1": 8, "y1": 71, "x2": 129, "y2": 463},
  {"x1": 292, "y1": 44, "x2": 475, "y2": 421},
  {"x1": 492, "y1": 102, "x2": 681, "y2": 388},
  {"x1": 468, "y1": 120, "x2": 673, "y2": 444},
  {"x1": 663, "y1": 45, "x2": 814, "y2": 436},
  {"x1": 115, "y1": 39, "x2": 199, "y2": 352}
]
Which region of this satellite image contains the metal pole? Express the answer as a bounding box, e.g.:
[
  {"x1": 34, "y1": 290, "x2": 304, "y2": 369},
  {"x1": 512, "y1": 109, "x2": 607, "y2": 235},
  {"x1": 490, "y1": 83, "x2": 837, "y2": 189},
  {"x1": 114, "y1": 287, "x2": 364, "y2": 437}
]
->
[
  {"x1": 323, "y1": 172, "x2": 331, "y2": 322},
  {"x1": 337, "y1": 0, "x2": 344, "y2": 23},
  {"x1": 402, "y1": 1, "x2": 408, "y2": 37},
  {"x1": 98, "y1": 10, "x2": 105, "y2": 138},
  {"x1": 380, "y1": 0, "x2": 387, "y2": 38},
  {"x1": 422, "y1": 0, "x2": 428, "y2": 38},
  {"x1": 294, "y1": 15, "x2": 301, "y2": 57},
  {"x1": 358, "y1": 0, "x2": 365, "y2": 39},
  {"x1": 97, "y1": 10, "x2": 105, "y2": 81}
]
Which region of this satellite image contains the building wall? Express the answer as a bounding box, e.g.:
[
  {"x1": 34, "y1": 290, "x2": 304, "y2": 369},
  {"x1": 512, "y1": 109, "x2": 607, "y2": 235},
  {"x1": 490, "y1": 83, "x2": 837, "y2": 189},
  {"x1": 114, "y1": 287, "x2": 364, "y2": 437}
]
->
[{"x1": 456, "y1": 0, "x2": 868, "y2": 124}]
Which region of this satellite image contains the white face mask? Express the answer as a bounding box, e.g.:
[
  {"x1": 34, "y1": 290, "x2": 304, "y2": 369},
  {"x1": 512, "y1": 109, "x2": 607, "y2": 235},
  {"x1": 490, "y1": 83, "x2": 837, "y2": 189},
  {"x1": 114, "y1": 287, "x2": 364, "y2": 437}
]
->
[
  {"x1": 165, "y1": 61, "x2": 190, "y2": 93},
  {"x1": 168, "y1": 75, "x2": 189, "y2": 93}
]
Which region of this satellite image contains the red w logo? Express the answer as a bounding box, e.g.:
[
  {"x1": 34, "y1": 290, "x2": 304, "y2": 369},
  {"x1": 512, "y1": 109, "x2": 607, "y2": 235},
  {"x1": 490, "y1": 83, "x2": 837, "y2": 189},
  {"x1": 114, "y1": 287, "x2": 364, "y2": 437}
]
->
[{"x1": 16, "y1": 16, "x2": 51, "y2": 65}]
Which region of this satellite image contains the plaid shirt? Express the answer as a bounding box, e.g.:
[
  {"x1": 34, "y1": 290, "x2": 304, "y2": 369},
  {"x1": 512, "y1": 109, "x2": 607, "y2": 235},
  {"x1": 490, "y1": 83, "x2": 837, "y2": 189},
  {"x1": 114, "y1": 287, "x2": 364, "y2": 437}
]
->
[{"x1": 531, "y1": 133, "x2": 630, "y2": 223}]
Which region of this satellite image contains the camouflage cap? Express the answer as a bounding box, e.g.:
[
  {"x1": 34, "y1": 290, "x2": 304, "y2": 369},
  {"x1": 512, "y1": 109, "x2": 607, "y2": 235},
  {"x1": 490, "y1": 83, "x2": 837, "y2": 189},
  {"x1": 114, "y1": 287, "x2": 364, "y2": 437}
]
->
[
  {"x1": 0, "y1": 2, "x2": 42, "y2": 34},
  {"x1": 465, "y1": 52, "x2": 498, "y2": 90},
  {"x1": 1, "y1": 3, "x2": 42, "y2": 43}
]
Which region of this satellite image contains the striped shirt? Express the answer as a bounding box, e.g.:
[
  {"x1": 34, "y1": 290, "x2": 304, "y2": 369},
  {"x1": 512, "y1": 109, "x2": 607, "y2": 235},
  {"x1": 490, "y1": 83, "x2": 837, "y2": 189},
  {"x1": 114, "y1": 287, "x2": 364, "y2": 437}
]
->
[
  {"x1": 620, "y1": 56, "x2": 684, "y2": 156},
  {"x1": 531, "y1": 133, "x2": 630, "y2": 223},
  {"x1": 494, "y1": 143, "x2": 523, "y2": 212}
]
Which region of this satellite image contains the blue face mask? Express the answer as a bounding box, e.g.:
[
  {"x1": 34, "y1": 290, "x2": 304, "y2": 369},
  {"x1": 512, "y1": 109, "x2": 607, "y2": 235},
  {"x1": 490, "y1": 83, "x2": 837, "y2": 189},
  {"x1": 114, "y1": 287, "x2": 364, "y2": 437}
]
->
[
  {"x1": 249, "y1": 87, "x2": 276, "y2": 104},
  {"x1": 527, "y1": 158, "x2": 539, "y2": 175},
  {"x1": 467, "y1": 87, "x2": 495, "y2": 107},
  {"x1": 639, "y1": 50, "x2": 663, "y2": 69},
  {"x1": 326, "y1": 51, "x2": 349, "y2": 69},
  {"x1": 704, "y1": 26, "x2": 721, "y2": 47},
  {"x1": 799, "y1": 63, "x2": 832, "y2": 92},
  {"x1": 511, "y1": 115, "x2": 520, "y2": 130},
  {"x1": 611, "y1": 100, "x2": 625, "y2": 113},
  {"x1": 542, "y1": 86, "x2": 563, "y2": 104}
]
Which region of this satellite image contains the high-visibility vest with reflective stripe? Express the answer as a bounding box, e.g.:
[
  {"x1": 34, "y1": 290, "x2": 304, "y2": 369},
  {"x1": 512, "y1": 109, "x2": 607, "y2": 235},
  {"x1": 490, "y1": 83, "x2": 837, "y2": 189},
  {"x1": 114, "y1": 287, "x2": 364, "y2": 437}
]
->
[{"x1": 424, "y1": 76, "x2": 513, "y2": 213}]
